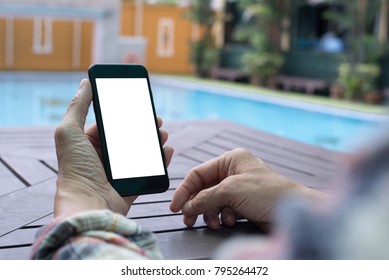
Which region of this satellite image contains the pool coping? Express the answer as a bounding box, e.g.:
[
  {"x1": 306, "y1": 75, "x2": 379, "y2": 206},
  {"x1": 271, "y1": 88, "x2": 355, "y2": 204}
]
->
[{"x1": 150, "y1": 75, "x2": 389, "y2": 123}]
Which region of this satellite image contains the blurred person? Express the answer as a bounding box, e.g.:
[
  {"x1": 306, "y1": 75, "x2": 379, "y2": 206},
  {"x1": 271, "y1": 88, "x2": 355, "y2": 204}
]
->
[
  {"x1": 319, "y1": 31, "x2": 345, "y2": 53},
  {"x1": 31, "y1": 79, "x2": 389, "y2": 260}
]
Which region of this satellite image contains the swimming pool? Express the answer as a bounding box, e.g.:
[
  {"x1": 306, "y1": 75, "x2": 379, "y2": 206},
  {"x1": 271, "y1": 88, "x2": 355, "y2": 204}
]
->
[{"x1": 0, "y1": 72, "x2": 387, "y2": 152}]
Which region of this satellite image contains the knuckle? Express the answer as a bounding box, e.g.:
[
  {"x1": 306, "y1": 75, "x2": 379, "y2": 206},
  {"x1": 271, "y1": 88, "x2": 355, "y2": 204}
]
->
[
  {"x1": 191, "y1": 188, "x2": 215, "y2": 214},
  {"x1": 54, "y1": 122, "x2": 77, "y2": 144},
  {"x1": 217, "y1": 179, "x2": 234, "y2": 202},
  {"x1": 224, "y1": 148, "x2": 252, "y2": 159},
  {"x1": 54, "y1": 124, "x2": 67, "y2": 141},
  {"x1": 234, "y1": 148, "x2": 252, "y2": 157},
  {"x1": 190, "y1": 192, "x2": 205, "y2": 212}
]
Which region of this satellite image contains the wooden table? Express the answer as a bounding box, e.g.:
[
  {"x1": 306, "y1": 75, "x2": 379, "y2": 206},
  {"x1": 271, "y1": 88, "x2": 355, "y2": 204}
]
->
[{"x1": 0, "y1": 120, "x2": 345, "y2": 260}]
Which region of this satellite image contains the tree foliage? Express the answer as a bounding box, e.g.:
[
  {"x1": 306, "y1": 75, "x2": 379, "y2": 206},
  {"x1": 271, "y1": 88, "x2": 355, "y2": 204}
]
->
[
  {"x1": 186, "y1": 0, "x2": 218, "y2": 77},
  {"x1": 325, "y1": 0, "x2": 386, "y2": 99},
  {"x1": 234, "y1": 0, "x2": 284, "y2": 85}
]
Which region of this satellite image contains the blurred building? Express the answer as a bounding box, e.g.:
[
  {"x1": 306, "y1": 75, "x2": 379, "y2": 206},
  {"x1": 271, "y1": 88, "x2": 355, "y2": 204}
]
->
[
  {"x1": 121, "y1": 1, "x2": 193, "y2": 73},
  {"x1": 0, "y1": 0, "x2": 193, "y2": 73},
  {"x1": 1, "y1": 0, "x2": 388, "y2": 89}
]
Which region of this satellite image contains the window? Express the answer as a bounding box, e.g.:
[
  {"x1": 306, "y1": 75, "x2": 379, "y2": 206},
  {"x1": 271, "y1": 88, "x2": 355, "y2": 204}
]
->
[
  {"x1": 33, "y1": 17, "x2": 53, "y2": 54},
  {"x1": 157, "y1": 18, "x2": 174, "y2": 57}
]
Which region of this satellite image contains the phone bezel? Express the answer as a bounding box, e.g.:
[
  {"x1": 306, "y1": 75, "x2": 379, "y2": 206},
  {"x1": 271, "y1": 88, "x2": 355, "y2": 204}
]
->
[{"x1": 88, "y1": 64, "x2": 169, "y2": 196}]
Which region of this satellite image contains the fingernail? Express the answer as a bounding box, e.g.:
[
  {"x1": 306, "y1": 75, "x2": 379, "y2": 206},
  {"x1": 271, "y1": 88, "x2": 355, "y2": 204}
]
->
[
  {"x1": 79, "y1": 79, "x2": 85, "y2": 89},
  {"x1": 223, "y1": 215, "x2": 235, "y2": 226}
]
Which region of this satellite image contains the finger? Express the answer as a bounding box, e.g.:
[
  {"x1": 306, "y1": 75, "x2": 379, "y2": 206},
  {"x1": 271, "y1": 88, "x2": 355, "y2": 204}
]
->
[
  {"x1": 181, "y1": 183, "x2": 227, "y2": 217},
  {"x1": 85, "y1": 124, "x2": 100, "y2": 146},
  {"x1": 160, "y1": 129, "x2": 168, "y2": 146},
  {"x1": 170, "y1": 156, "x2": 226, "y2": 213},
  {"x1": 221, "y1": 207, "x2": 237, "y2": 227},
  {"x1": 157, "y1": 117, "x2": 163, "y2": 128},
  {"x1": 63, "y1": 79, "x2": 92, "y2": 129},
  {"x1": 183, "y1": 214, "x2": 198, "y2": 228},
  {"x1": 203, "y1": 212, "x2": 221, "y2": 230},
  {"x1": 163, "y1": 146, "x2": 174, "y2": 167}
]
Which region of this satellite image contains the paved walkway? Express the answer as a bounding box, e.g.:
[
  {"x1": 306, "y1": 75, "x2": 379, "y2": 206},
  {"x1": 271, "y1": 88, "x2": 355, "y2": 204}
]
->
[{"x1": 0, "y1": 120, "x2": 345, "y2": 259}]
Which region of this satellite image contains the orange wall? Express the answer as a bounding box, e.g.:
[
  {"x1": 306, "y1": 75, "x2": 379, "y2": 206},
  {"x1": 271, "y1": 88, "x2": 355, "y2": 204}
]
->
[
  {"x1": 1, "y1": 3, "x2": 191, "y2": 73},
  {"x1": 121, "y1": 3, "x2": 136, "y2": 36},
  {"x1": 13, "y1": 19, "x2": 72, "y2": 70},
  {"x1": 80, "y1": 21, "x2": 94, "y2": 70},
  {"x1": 121, "y1": 3, "x2": 193, "y2": 74},
  {"x1": 0, "y1": 17, "x2": 93, "y2": 71}
]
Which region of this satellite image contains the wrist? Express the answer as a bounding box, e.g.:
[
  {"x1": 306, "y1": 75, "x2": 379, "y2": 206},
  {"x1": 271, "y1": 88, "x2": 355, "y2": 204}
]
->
[
  {"x1": 54, "y1": 178, "x2": 110, "y2": 217},
  {"x1": 290, "y1": 180, "x2": 334, "y2": 202}
]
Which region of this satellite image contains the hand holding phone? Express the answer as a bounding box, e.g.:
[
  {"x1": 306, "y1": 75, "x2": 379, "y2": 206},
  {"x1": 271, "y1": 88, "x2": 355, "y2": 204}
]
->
[{"x1": 88, "y1": 64, "x2": 169, "y2": 196}]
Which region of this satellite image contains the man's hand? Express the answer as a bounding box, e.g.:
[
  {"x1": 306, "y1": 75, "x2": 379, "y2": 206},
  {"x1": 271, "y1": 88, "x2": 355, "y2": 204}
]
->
[
  {"x1": 54, "y1": 79, "x2": 174, "y2": 217},
  {"x1": 170, "y1": 148, "x2": 327, "y2": 230}
]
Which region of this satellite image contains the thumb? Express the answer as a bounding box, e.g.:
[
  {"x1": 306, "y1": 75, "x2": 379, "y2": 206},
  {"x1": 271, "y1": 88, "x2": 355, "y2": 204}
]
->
[{"x1": 63, "y1": 79, "x2": 92, "y2": 129}]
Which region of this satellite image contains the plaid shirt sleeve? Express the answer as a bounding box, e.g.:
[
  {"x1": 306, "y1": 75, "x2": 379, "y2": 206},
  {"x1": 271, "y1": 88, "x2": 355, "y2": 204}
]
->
[{"x1": 30, "y1": 210, "x2": 163, "y2": 260}]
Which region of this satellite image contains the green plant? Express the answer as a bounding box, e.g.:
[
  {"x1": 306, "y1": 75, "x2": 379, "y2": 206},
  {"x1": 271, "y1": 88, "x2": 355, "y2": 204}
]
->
[
  {"x1": 185, "y1": 0, "x2": 217, "y2": 77},
  {"x1": 325, "y1": 0, "x2": 386, "y2": 100},
  {"x1": 338, "y1": 63, "x2": 381, "y2": 100},
  {"x1": 234, "y1": 0, "x2": 284, "y2": 85},
  {"x1": 189, "y1": 39, "x2": 219, "y2": 77},
  {"x1": 241, "y1": 51, "x2": 284, "y2": 85}
]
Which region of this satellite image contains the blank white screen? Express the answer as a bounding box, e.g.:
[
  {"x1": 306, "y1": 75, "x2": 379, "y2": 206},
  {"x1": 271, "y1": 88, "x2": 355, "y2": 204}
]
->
[{"x1": 96, "y1": 78, "x2": 165, "y2": 180}]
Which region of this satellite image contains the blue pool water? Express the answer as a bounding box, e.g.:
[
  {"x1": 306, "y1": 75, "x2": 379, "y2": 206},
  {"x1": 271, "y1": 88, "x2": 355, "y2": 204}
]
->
[{"x1": 0, "y1": 73, "x2": 387, "y2": 152}]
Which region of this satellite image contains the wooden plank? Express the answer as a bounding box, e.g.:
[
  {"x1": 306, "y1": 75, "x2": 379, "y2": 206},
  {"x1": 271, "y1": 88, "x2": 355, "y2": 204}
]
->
[
  {"x1": 135, "y1": 215, "x2": 206, "y2": 233},
  {"x1": 167, "y1": 154, "x2": 198, "y2": 179},
  {"x1": 162, "y1": 122, "x2": 187, "y2": 135},
  {"x1": 0, "y1": 127, "x2": 54, "y2": 147},
  {"x1": 0, "y1": 247, "x2": 31, "y2": 260},
  {"x1": 197, "y1": 141, "x2": 229, "y2": 157},
  {"x1": 0, "y1": 220, "x2": 258, "y2": 260},
  {"x1": 220, "y1": 130, "x2": 343, "y2": 171},
  {"x1": 0, "y1": 216, "x2": 205, "y2": 250},
  {"x1": 165, "y1": 121, "x2": 227, "y2": 153},
  {"x1": 41, "y1": 159, "x2": 58, "y2": 173},
  {"x1": 0, "y1": 161, "x2": 26, "y2": 196},
  {"x1": 223, "y1": 124, "x2": 345, "y2": 162},
  {"x1": 128, "y1": 202, "x2": 173, "y2": 219},
  {"x1": 25, "y1": 214, "x2": 54, "y2": 228},
  {"x1": 0, "y1": 126, "x2": 56, "y2": 159},
  {"x1": 0, "y1": 174, "x2": 25, "y2": 197},
  {"x1": 0, "y1": 178, "x2": 56, "y2": 237},
  {"x1": 0, "y1": 228, "x2": 37, "y2": 247},
  {"x1": 0, "y1": 147, "x2": 57, "y2": 161},
  {"x1": 135, "y1": 187, "x2": 175, "y2": 204},
  {"x1": 208, "y1": 134, "x2": 332, "y2": 175},
  {"x1": 178, "y1": 148, "x2": 217, "y2": 164},
  {"x1": 155, "y1": 222, "x2": 261, "y2": 260},
  {"x1": 0, "y1": 156, "x2": 56, "y2": 186},
  {"x1": 207, "y1": 136, "x2": 338, "y2": 179}
]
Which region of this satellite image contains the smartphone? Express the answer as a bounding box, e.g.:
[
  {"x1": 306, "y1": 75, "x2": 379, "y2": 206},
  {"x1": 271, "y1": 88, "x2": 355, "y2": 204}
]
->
[{"x1": 88, "y1": 64, "x2": 169, "y2": 196}]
